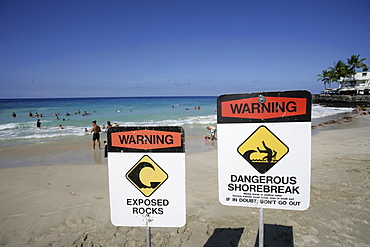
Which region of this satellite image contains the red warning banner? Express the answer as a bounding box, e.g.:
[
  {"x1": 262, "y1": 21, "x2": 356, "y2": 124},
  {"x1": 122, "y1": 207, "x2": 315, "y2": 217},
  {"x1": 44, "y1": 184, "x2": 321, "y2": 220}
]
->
[
  {"x1": 111, "y1": 129, "x2": 182, "y2": 150},
  {"x1": 221, "y1": 96, "x2": 307, "y2": 120}
]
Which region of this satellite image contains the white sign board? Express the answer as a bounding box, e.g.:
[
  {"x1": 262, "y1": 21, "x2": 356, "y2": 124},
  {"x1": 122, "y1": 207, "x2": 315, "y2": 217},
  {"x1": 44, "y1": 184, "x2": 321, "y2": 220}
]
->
[
  {"x1": 107, "y1": 126, "x2": 186, "y2": 227},
  {"x1": 217, "y1": 91, "x2": 311, "y2": 210}
]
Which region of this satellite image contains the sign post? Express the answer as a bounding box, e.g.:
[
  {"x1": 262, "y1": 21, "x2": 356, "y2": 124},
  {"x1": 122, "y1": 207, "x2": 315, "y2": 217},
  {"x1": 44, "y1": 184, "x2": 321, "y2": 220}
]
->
[
  {"x1": 217, "y1": 91, "x2": 311, "y2": 245},
  {"x1": 107, "y1": 126, "x2": 186, "y2": 245}
]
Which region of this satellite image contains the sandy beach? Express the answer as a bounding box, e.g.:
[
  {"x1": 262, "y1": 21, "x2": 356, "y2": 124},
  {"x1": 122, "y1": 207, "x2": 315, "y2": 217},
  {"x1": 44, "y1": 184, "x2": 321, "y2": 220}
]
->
[{"x1": 1, "y1": 115, "x2": 369, "y2": 246}]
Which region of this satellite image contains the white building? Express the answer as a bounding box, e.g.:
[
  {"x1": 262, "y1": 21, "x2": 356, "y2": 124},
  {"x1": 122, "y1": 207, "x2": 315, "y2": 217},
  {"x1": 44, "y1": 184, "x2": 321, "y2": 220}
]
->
[{"x1": 339, "y1": 71, "x2": 370, "y2": 95}]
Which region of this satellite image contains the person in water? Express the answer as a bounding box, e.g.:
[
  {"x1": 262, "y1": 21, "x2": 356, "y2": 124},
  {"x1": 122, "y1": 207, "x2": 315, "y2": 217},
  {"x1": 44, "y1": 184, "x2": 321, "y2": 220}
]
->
[{"x1": 37, "y1": 119, "x2": 41, "y2": 129}]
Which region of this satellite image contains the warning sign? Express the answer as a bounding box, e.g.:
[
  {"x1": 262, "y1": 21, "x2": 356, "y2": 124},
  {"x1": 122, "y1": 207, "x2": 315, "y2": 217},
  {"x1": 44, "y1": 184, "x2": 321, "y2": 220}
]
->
[
  {"x1": 108, "y1": 126, "x2": 184, "y2": 153},
  {"x1": 237, "y1": 125, "x2": 289, "y2": 174},
  {"x1": 107, "y1": 126, "x2": 185, "y2": 227},
  {"x1": 217, "y1": 90, "x2": 311, "y2": 123},
  {"x1": 217, "y1": 91, "x2": 311, "y2": 211},
  {"x1": 126, "y1": 155, "x2": 168, "y2": 197},
  {"x1": 111, "y1": 129, "x2": 182, "y2": 150},
  {"x1": 220, "y1": 96, "x2": 307, "y2": 120}
]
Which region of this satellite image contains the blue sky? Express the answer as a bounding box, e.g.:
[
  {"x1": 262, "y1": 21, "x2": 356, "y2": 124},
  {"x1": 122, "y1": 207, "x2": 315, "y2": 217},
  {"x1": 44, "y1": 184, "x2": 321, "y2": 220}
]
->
[{"x1": 1, "y1": 0, "x2": 369, "y2": 98}]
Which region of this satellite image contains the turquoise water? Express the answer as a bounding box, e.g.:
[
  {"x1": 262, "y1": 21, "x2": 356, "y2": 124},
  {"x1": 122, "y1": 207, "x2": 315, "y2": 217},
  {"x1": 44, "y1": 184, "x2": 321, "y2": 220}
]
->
[
  {"x1": 0, "y1": 96, "x2": 354, "y2": 149},
  {"x1": 0, "y1": 96, "x2": 218, "y2": 148}
]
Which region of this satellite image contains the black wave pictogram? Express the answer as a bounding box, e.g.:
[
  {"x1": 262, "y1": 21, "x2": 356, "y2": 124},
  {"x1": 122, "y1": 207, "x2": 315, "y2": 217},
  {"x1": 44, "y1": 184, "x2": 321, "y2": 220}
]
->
[
  {"x1": 127, "y1": 162, "x2": 160, "y2": 189},
  {"x1": 241, "y1": 141, "x2": 278, "y2": 174}
]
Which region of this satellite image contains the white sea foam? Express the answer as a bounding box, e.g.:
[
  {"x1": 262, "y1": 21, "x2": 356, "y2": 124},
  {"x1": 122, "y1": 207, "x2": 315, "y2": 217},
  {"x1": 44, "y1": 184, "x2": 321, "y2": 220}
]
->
[
  {"x1": 311, "y1": 104, "x2": 354, "y2": 119},
  {"x1": 0, "y1": 123, "x2": 19, "y2": 131},
  {"x1": 0, "y1": 124, "x2": 87, "y2": 141},
  {"x1": 117, "y1": 114, "x2": 217, "y2": 127}
]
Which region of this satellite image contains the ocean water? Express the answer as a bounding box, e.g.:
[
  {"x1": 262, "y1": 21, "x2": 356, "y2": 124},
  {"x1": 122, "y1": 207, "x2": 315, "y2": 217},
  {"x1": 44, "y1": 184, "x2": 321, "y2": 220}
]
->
[
  {"x1": 0, "y1": 96, "x2": 354, "y2": 148},
  {"x1": 0, "y1": 97, "x2": 217, "y2": 148}
]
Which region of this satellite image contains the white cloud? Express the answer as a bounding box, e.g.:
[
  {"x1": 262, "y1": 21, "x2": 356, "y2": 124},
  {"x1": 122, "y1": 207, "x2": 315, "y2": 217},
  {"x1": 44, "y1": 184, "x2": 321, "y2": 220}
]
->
[{"x1": 168, "y1": 80, "x2": 191, "y2": 86}]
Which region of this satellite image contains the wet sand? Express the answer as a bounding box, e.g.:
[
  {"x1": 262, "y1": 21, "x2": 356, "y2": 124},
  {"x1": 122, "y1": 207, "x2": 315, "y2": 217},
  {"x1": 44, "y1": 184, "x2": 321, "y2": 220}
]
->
[
  {"x1": 0, "y1": 115, "x2": 369, "y2": 246},
  {"x1": 0, "y1": 134, "x2": 216, "y2": 169}
]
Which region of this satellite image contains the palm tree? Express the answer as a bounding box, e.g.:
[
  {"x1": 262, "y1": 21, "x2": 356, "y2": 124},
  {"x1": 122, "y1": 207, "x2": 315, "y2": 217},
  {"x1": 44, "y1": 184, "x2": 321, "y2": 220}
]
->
[
  {"x1": 317, "y1": 55, "x2": 368, "y2": 91},
  {"x1": 347, "y1": 54, "x2": 367, "y2": 72},
  {"x1": 347, "y1": 55, "x2": 367, "y2": 84},
  {"x1": 362, "y1": 64, "x2": 369, "y2": 71},
  {"x1": 329, "y1": 60, "x2": 351, "y2": 87},
  {"x1": 317, "y1": 70, "x2": 333, "y2": 89}
]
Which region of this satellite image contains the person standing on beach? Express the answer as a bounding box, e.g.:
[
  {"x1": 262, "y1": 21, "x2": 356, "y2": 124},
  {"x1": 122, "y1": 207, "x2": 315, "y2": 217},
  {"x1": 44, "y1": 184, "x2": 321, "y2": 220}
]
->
[
  {"x1": 207, "y1": 126, "x2": 216, "y2": 140},
  {"x1": 90, "y1": 120, "x2": 101, "y2": 150},
  {"x1": 37, "y1": 119, "x2": 41, "y2": 129}
]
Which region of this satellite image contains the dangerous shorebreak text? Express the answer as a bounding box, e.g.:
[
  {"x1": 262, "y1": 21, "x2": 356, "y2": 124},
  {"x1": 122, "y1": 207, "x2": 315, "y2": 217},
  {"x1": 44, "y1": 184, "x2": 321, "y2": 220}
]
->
[{"x1": 228, "y1": 175, "x2": 300, "y2": 194}]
